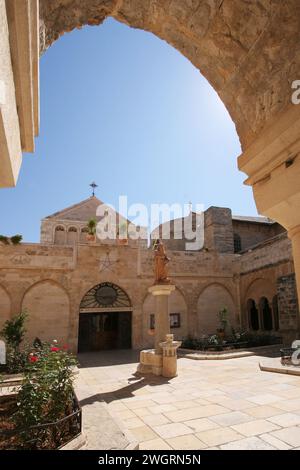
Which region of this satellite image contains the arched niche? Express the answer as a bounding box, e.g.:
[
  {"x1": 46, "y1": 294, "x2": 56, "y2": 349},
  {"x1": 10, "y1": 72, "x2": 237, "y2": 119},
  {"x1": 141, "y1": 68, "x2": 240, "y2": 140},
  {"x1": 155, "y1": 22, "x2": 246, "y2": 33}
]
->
[
  {"x1": 22, "y1": 280, "x2": 70, "y2": 345},
  {"x1": 197, "y1": 283, "x2": 236, "y2": 336}
]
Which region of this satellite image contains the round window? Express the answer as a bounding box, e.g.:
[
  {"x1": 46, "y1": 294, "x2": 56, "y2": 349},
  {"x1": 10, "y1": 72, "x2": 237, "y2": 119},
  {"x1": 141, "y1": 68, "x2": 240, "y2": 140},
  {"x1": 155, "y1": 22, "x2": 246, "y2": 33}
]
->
[{"x1": 95, "y1": 285, "x2": 118, "y2": 306}]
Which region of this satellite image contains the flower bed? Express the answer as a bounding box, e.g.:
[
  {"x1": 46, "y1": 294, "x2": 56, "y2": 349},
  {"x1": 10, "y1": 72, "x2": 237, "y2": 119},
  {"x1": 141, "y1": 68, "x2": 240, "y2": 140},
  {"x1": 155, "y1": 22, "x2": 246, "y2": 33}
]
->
[
  {"x1": 0, "y1": 391, "x2": 81, "y2": 450},
  {"x1": 181, "y1": 333, "x2": 282, "y2": 352}
]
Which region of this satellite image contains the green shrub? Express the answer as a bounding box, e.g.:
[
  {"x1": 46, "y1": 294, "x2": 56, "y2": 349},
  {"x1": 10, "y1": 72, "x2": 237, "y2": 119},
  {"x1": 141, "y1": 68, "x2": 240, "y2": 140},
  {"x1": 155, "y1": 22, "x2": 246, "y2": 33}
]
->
[
  {"x1": 0, "y1": 311, "x2": 28, "y2": 373},
  {"x1": 11, "y1": 234, "x2": 22, "y2": 245},
  {"x1": 14, "y1": 341, "x2": 77, "y2": 448},
  {"x1": 0, "y1": 235, "x2": 9, "y2": 245}
]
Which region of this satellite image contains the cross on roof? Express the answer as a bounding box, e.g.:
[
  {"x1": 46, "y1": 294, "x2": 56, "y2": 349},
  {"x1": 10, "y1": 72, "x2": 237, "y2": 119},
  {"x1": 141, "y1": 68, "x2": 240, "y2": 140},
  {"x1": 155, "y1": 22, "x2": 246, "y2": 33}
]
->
[{"x1": 89, "y1": 182, "x2": 98, "y2": 197}]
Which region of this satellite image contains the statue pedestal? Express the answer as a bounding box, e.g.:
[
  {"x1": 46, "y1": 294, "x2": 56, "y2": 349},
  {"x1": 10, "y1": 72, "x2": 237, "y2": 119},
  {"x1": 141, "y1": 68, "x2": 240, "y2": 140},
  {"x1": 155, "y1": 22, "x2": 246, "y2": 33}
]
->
[
  {"x1": 137, "y1": 283, "x2": 177, "y2": 377},
  {"x1": 159, "y1": 334, "x2": 182, "y2": 378},
  {"x1": 148, "y1": 283, "x2": 175, "y2": 354}
]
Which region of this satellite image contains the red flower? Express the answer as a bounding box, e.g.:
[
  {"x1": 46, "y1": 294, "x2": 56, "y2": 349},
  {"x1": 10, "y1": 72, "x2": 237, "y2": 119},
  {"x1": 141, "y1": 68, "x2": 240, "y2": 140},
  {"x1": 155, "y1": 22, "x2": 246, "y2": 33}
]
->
[
  {"x1": 51, "y1": 347, "x2": 60, "y2": 352},
  {"x1": 29, "y1": 355, "x2": 38, "y2": 363}
]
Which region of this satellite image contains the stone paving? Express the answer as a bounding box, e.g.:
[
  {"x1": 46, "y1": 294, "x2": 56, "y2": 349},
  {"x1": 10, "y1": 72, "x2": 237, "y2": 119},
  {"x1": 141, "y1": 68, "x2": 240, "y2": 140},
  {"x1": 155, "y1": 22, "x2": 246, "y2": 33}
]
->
[{"x1": 75, "y1": 351, "x2": 300, "y2": 450}]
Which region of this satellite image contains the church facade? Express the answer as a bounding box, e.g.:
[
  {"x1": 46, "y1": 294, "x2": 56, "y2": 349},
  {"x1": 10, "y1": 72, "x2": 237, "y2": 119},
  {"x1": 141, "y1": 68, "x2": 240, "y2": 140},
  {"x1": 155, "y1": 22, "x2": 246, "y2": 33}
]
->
[{"x1": 0, "y1": 196, "x2": 298, "y2": 353}]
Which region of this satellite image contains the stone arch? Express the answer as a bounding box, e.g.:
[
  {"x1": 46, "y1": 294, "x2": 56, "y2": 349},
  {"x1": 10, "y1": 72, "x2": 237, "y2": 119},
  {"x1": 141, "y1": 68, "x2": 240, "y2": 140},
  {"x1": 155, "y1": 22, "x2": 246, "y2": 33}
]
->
[
  {"x1": 54, "y1": 225, "x2": 66, "y2": 245},
  {"x1": 40, "y1": 1, "x2": 300, "y2": 150},
  {"x1": 0, "y1": 284, "x2": 11, "y2": 331},
  {"x1": 244, "y1": 278, "x2": 275, "y2": 306},
  {"x1": 259, "y1": 296, "x2": 273, "y2": 331},
  {"x1": 247, "y1": 298, "x2": 259, "y2": 331},
  {"x1": 67, "y1": 226, "x2": 78, "y2": 245},
  {"x1": 197, "y1": 283, "x2": 236, "y2": 336},
  {"x1": 22, "y1": 280, "x2": 70, "y2": 345},
  {"x1": 80, "y1": 227, "x2": 88, "y2": 243},
  {"x1": 142, "y1": 286, "x2": 187, "y2": 349},
  {"x1": 80, "y1": 282, "x2": 132, "y2": 310}
]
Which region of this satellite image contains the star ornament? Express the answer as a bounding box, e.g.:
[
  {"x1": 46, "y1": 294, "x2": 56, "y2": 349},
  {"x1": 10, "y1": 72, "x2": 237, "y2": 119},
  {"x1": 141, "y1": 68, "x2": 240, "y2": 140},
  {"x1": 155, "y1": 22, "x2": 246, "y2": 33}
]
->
[{"x1": 98, "y1": 251, "x2": 119, "y2": 273}]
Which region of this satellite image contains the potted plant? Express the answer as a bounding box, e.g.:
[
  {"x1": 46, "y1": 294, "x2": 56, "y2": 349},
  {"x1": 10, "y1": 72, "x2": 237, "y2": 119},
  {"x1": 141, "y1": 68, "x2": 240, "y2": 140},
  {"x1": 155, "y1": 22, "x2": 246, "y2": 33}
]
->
[
  {"x1": 11, "y1": 234, "x2": 23, "y2": 245},
  {"x1": 86, "y1": 218, "x2": 97, "y2": 242},
  {"x1": 217, "y1": 307, "x2": 229, "y2": 340}
]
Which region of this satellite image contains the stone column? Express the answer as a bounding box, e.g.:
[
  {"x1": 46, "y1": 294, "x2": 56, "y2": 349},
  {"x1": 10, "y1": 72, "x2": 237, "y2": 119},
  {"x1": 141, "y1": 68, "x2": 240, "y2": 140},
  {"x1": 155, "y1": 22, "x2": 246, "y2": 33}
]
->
[
  {"x1": 238, "y1": 104, "x2": 300, "y2": 335},
  {"x1": 288, "y1": 226, "x2": 300, "y2": 326},
  {"x1": 136, "y1": 283, "x2": 175, "y2": 376},
  {"x1": 148, "y1": 284, "x2": 175, "y2": 354}
]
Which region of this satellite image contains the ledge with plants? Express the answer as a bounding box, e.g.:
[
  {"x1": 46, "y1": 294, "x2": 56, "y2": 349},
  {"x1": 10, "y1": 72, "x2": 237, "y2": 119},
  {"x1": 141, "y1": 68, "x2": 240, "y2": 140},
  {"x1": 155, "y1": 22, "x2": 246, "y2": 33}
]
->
[{"x1": 0, "y1": 234, "x2": 22, "y2": 246}]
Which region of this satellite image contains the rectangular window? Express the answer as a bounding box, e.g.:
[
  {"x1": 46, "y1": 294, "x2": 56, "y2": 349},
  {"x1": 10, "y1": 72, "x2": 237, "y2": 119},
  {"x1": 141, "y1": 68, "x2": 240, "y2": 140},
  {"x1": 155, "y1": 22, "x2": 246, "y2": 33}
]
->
[
  {"x1": 149, "y1": 313, "x2": 181, "y2": 329},
  {"x1": 150, "y1": 314, "x2": 155, "y2": 330},
  {"x1": 170, "y1": 313, "x2": 181, "y2": 328}
]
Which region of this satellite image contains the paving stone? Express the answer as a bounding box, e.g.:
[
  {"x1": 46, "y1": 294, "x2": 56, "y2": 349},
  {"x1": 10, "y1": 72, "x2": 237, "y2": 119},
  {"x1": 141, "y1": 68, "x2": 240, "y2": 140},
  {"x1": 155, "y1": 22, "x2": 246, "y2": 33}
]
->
[
  {"x1": 142, "y1": 413, "x2": 170, "y2": 427},
  {"x1": 184, "y1": 418, "x2": 220, "y2": 432},
  {"x1": 139, "y1": 438, "x2": 172, "y2": 450},
  {"x1": 243, "y1": 405, "x2": 285, "y2": 419},
  {"x1": 267, "y1": 412, "x2": 300, "y2": 428},
  {"x1": 220, "y1": 436, "x2": 276, "y2": 450},
  {"x1": 270, "y1": 426, "x2": 300, "y2": 447},
  {"x1": 166, "y1": 434, "x2": 207, "y2": 450},
  {"x1": 123, "y1": 417, "x2": 145, "y2": 429},
  {"x1": 247, "y1": 394, "x2": 284, "y2": 405},
  {"x1": 153, "y1": 423, "x2": 193, "y2": 439},
  {"x1": 210, "y1": 411, "x2": 254, "y2": 427},
  {"x1": 164, "y1": 404, "x2": 229, "y2": 423},
  {"x1": 195, "y1": 427, "x2": 243, "y2": 446},
  {"x1": 130, "y1": 425, "x2": 158, "y2": 443},
  {"x1": 231, "y1": 419, "x2": 280, "y2": 437},
  {"x1": 260, "y1": 433, "x2": 292, "y2": 450}
]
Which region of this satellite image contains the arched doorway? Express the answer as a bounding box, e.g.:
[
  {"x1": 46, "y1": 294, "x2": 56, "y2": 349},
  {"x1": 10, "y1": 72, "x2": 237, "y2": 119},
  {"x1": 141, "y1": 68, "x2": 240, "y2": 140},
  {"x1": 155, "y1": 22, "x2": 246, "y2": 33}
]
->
[
  {"x1": 78, "y1": 282, "x2": 132, "y2": 352},
  {"x1": 272, "y1": 295, "x2": 280, "y2": 331},
  {"x1": 247, "y1": 299, "x2": 259, "y2": 331},
  {"x1": 259, "y1": 297, "x2": 273, "y2": 331}
]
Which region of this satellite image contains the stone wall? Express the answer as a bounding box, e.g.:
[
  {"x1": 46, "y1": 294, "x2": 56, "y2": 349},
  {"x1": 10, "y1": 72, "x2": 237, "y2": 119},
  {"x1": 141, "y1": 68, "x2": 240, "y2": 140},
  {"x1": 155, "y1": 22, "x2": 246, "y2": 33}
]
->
[
  {"x1": 0, "y1": 229, "x2": 297, "y2": 351},
  {"x1": 232, "y1": 220, "x2": 285, "y2": 252},
  {"x1": 277, "y1": 274, "x2": 299, "y2": 337},
  {"x1": 204, "y1": 207, "x2": 233, "y2": 253}
]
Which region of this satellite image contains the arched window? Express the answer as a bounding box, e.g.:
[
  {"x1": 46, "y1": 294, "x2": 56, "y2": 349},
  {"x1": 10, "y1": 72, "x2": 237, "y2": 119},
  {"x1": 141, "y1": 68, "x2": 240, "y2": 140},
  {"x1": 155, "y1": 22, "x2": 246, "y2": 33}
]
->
[
  {"x1": 54, "y1": 225, "x2": 66, "y2": 245},
  {"x1": 67, "y1": 226, "x2": 78, "y2": 245},
  {"x1": 80, "y1": 227, "x2": 89, "y2": 243},
  {"x1": 259, "y1": 297, "x2": 273, "y2": 331},
  {"x1": 247, "y1": 299, "x2": 259, "y2": 331},
  {"x1": 234, "y1": 233, "x2": 242, "y2": 253},
  {"x1": 272, "y1": 295, "x2": 280, "y2": 331}
]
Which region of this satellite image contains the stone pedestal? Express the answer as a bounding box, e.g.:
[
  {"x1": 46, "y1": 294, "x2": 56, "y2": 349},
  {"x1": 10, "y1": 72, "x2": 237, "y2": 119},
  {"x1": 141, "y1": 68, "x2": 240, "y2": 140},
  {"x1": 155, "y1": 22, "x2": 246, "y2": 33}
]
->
[
  {"x1": 159, "y1": 334, "x2": 182, "y2": 378},
  {"x1": 136, "y1": 349, "x2": 163, "y2": 376},
  {"x1": 137, "y1": 283, "x2": 175, "y2": 376},
  {"x1": 148, "y1": 284, "x2": 175, "y2": 354}
]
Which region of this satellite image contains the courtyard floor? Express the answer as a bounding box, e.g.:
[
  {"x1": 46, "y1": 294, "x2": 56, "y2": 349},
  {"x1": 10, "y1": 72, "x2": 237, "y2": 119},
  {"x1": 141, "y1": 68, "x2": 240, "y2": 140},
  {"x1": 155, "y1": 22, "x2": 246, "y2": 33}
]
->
[{"x1": 75, "y1": 350, "x2": 300, "y2": 450}]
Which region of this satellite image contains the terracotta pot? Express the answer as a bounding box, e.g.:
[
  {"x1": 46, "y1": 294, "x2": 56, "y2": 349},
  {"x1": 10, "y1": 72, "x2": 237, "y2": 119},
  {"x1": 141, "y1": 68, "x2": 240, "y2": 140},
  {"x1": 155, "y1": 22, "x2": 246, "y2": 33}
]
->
[{"x1": 86, "y1": 234, "x2": 96, "y2": 242}]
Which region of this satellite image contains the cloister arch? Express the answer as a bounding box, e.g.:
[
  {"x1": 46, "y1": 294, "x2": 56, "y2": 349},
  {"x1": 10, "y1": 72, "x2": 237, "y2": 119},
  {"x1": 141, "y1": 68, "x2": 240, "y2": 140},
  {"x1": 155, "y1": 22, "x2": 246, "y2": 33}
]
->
[
  {"x1": 197, "y1": 283, "x2": 237, "y2": 336},
  {"x1": 40, "y1": 0, "x2": 300, "y2": 150},
  {"x1": 0, "y1": 285, "x2": 11, "y2": 330},
  {"x1": 22, "y1": 279, "x2": 70, "y2": 345}
]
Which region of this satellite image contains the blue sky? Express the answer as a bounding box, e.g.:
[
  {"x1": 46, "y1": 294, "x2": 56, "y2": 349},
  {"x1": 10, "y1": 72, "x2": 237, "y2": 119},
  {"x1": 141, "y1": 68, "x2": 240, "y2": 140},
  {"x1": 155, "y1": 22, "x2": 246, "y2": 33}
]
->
[{"x1": 0, "y1": 18, "x2": 258, "y2": 242}]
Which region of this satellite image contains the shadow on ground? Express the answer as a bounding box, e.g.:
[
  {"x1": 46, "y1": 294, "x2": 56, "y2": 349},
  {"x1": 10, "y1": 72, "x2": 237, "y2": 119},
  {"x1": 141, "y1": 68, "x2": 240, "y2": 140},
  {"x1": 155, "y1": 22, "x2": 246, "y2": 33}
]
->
[{"x1": 77, "y1": 349, "x2": 140, "y2": 368}]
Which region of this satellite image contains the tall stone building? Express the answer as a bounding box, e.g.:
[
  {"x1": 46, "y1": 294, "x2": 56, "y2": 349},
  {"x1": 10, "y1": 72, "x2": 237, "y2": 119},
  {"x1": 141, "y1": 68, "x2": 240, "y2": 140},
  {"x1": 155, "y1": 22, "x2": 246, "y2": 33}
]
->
[{"x1": 0, "y1": 196, "x2": 298, "y2": 352}]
